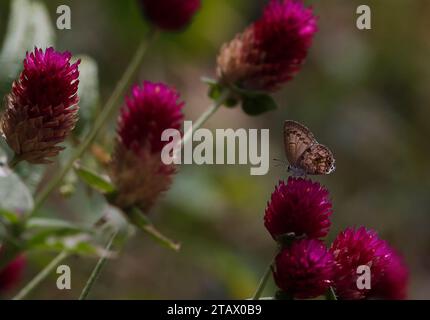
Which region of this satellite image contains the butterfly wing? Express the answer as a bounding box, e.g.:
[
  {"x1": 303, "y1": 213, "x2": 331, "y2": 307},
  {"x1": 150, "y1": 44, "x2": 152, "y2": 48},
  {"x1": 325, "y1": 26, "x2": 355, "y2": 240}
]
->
[
  {"x1": 297, "y1": 144, "x2": 336, "y2": 175},
  {"x1": 284, "y1": 120, "x2": 317, "y2": 166}
]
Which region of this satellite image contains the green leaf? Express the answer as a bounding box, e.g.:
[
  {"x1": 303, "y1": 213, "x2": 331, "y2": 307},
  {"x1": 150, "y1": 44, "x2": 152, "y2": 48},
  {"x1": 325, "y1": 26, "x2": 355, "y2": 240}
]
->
[
  {"x1": 27, "y1": 233, "x2": 115, "y2": 258},
  {"x1": 0, "y1": 208, "x2": 20, "y2": 225},
  {"x1": 208, "y1": 82, "x2": 221, "y2": 100},
  {"x1": 74, "y1": 165, "x2": 116, "y2": 194},
  {"x1": 13, "y1": 162, "x2": 47, "y2": 194},
  {"x1": 24, "y1": 219, "x2": 96, "y2": 252},
  {"x1": 241, "y1": 93, "x2": 277, "y2": 116},
  {"x1": 206, "y1": 80, "x2": 238, "y2": 108},
  {"x1": 74, "y1": 55, "x2": 100, "y2": 136},
  {"x1": 0, "y1": 167, "x2": 33, "y2": 213},
  {"x1": 0, "y1": 0, "x2": 55, "y2": 96},
  {"x1": 26, "y1": 218, "x2": 91, "y2": 233}
]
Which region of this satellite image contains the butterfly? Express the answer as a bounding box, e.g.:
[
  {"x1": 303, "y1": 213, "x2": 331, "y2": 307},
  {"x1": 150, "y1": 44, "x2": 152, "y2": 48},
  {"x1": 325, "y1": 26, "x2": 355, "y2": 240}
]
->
[{"x1": 283, "y1": 120, "x2": 335, "y2": 176}]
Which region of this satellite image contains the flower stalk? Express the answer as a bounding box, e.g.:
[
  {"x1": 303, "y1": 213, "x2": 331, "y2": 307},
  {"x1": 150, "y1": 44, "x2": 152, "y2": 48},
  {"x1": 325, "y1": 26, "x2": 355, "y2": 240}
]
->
[
  {"x1": 127, "y1": 207, "x2": 180, "y2": 252},
  {"x1": 252, "y1": 260, "x2": 273, "y2": 300},
  {"x1": 13, "y1": 251, "x2": 69, "y2": 300},
  {"x1": 7, "y1": 155, "x2": 22, "y2": 169},
  {"x1": 79, "y1": 231, "x2": 117, "y2": 300},
  {"x1": 176, "y1": 89, "x2": 231, "y2": 158}
]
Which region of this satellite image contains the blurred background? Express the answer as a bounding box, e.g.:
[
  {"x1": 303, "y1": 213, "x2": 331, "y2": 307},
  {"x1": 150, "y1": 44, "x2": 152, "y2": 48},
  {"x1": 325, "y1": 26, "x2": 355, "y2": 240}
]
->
[{"x1": 0, "y1": 0, "x2": 429, "y2": 299}]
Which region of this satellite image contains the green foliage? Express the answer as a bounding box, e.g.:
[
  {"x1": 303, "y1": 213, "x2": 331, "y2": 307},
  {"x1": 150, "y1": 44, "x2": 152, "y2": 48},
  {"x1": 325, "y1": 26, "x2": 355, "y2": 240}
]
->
[
  {"x1": 127, "y1": 207, "x2": 181, "y2": 252},
  {"x1": 74, "y1": 165, "x2": 116, "y2": 194},
  {"x1": 0, "y1": 0, "x2": 55, "y2": 99},
  {"x1": 74, "y1": 55, "x2": 101, "y2": 136},
  {"x1": 241, "y1": 92, "x2": 277, "y2": 116},
  {"x1": 0, "y1": 167, "x2": 33, "y2": 214},
  {"x1": 204, "y1": 77, "x2": 278, "y2": 115}
]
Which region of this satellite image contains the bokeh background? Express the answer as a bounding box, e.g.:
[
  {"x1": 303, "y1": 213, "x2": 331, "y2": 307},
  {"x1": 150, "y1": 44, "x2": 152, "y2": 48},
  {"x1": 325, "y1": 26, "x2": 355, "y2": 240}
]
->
[{"x1": 1, "y1": 0, "x2": 429, "y2": 299}]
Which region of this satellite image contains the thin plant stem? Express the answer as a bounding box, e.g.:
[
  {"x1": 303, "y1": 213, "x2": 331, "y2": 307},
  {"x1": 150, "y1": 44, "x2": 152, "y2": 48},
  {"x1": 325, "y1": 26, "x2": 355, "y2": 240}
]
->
[
  {"x1": 127, "y1": 207, "x2": 180, "y2": 251},
  {"x1": 325, "y1": 286, "x2": 337, "y2": 300},
  {"x1": 8, "y1": 155, "x2": 21, "y2": 169},
  {"x1": 252, "y1": 260, "x2": 273, "y2": 300},
  {"x1": 13, "y1": 251, "x2": 69, "y2": 300},
  {"x1": 79, "y1": 231, "x2": 117, "y2": 300},
  {"x1": 175, "y1": 90, "x2": 230, "y2": 158},
  {"x1": 32, "y1": 29, "x2": 159, "y2": 214},
  {"x1": 11, "y1": 217, "x2": 113, "y2": 300}
]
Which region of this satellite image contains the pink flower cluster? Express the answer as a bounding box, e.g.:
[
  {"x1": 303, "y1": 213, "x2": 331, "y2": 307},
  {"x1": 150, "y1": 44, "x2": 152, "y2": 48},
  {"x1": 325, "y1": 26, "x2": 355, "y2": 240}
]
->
[
  {"x1": 217, "y1": 0, "x2": 318, "y2": 91},
  {"x1": 109, "y1": 81, "x2": 184, "y2": 213},
  {"x1": 1, "y1": 47, "x2": 80, "y2": 164},
  {"x1": 0, "y1": 247, "x2": 25, "y2": 293},
  {"x1": 264, "y1": 177, "x2": 408, "y2": 299}
]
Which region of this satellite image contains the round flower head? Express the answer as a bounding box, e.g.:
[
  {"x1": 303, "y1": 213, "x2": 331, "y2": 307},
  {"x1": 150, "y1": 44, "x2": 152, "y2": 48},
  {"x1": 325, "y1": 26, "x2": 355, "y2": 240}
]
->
[
  {"x1": 217, "y1": 0, "x2": 318, "y2": 92},
  {"x1": 264, "y1": 177, "x2": 332, "y2": 240},
  {"x1": 1, "y1": 47, "x2": 80, "y2": 164},
  {"x1": 273, "y1": 239, "x2": 334, "y2": 299},
  {"x1": 330, "y1": 227, "x2": 409, "y2": 300},
  {"x1": 109, "y1": 81, "x2": 184, "y2": 212},
  {"x1": 139, "y1": 0, "x2": 201, "y2": 31},
  {"x1": 0, "y1": 254, "x2": 25, "y2": 293},
  {"x1": 372, "y1": 249, "x2": 408, "y2": 300}
]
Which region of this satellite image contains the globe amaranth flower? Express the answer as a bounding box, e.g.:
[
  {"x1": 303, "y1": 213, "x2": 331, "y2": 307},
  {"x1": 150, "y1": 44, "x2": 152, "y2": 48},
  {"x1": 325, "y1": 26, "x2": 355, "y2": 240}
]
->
[
  {"x1": 0, "y1": 254, "x2": 25, "y2": 293},
  {"x1": 264, "y1": 177, "x2": 332, "y2": 241},
  {"x1": 217, "y1": 0, "x2": 318, "y2": 92},
  {"x1": 273, "y1": 239, "x2": 334, "y2": 299},
  {"x1": 1, "y1": 47, "x2": 80, "y2": 164},
  {"x1": 139, "y1": 0, "x2": 201, "y2": 31},
  {"x1": 372, "y1": 249, "x2": 408, "y2": 300},
  {"x1": 109, "y1": 81, "x2": 184, "y2": 212},
  {"x1": 330, "y1": 227, "x2": 409, "y2": 300}
]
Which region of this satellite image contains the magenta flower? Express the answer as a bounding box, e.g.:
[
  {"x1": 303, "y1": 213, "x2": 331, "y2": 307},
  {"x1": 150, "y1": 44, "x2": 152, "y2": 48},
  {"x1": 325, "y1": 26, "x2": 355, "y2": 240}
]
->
[
  {"x1": 109, "y1": 81, "x2": 184, "y2": 212},
  {"x1": 371, "y1": 249, "x2": 409, "y2": 300},
  {"x1": 0, "y1": 255, "x2": 25, "y2": 293},
  {"x1": 139, "y1": 0, "x2": 201, "y2": 31},
  {"x1": 330, "y1": 227, "x2": 409, "y2": 300},
  {"x1": 273, "y1": 239, "x2": 334, "y2": 299},
  {"x1": 264, "y1": 177, "x2": 332, "y2": 240},
  {"x1": 217, "y1": 0, "x2": 318, "y2": 91},
  {"x1": 1, "y1": 47, "x2": 80, "y2": 164}
]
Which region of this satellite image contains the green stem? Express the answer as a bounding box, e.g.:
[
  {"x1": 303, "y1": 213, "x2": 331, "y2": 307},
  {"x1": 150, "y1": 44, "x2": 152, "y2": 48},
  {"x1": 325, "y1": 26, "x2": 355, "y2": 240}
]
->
[
  {"x1": 176, "y1": 90, "x2": 230, "y2": 158},
  {"x1": 325, "y1": 286, "x2": 337, "y2": 300},
  {"x1": 8, "y1": 155, "x2": 22, "y2": 169},
  {"x1": 79, "y1": 231, "x2": 117, "y2": 300},
  {"x1": 13, "y1": 251, "x2": 69, "y2": 300},
  {"x1": 32, "y1": 29, "x2": 159, "y2": 215},
  {"x1": 127, "y1": 207, "x2": 180, "y2": 251},
  {"x1": 252, "y1": 260, "x2": 273, "y2": 300}
]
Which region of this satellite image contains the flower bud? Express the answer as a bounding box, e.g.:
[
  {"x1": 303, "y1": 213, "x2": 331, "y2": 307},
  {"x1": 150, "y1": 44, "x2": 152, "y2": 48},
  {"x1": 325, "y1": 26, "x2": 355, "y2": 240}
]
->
[
  {"x1": 330, "y1": 227, "x2": 409, "y2": 300},
  {"x1": 264, "y1": 177, "x2": 332, "y2": 241},
  {"x1": 139, "y1": 0, "x2": 201, "y2": 31},
  {"x1": 273, "y1": 239, "x2": 334, "y2": 299},
  {"x1": 217, "y1": 0, "x2": 317, "y2": 92},
  {"x1": 109, "y1": 81, "x2": 184, "y2": 212},
  {"x1": 1, "y1": 47, "x2": 80, "y2": 164}
]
